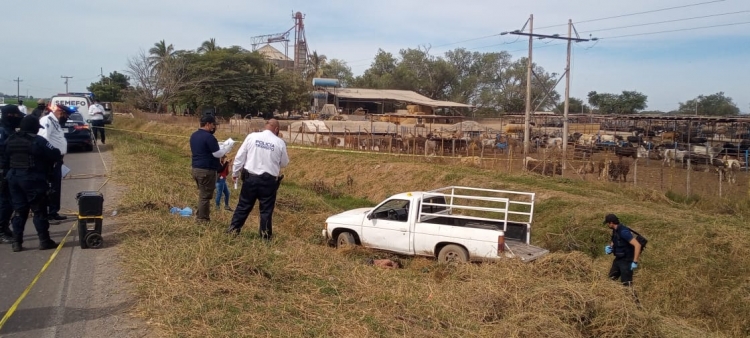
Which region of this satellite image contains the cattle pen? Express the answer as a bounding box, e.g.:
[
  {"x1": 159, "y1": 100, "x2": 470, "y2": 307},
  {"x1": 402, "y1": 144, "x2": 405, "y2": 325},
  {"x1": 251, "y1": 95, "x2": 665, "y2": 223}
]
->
[{"x1": 141, "y1": 112, "x2": 750, "y2": 202}]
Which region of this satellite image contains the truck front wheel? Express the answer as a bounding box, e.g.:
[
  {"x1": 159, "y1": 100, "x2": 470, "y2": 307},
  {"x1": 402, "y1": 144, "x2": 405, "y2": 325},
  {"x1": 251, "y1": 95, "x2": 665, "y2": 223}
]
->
[
  {"x1": 438, "y1": 244, "x2": 469, "y2": 263},
  {"x1": 336, "y1": 232, "x2": 357, "y2": 248}
]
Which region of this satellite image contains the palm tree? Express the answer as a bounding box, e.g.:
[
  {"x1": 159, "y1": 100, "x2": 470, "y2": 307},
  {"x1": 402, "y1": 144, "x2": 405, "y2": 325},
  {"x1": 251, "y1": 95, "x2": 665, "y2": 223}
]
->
[
  {"x1": 306, "y1": 51, "x2": 327, "y2": 82},
  {"x1": 197, "y1": 38, "x2": 219, "y2": 54},
  {"x1": 148, "y1": 40, "x2": 175, "y2": 68}
]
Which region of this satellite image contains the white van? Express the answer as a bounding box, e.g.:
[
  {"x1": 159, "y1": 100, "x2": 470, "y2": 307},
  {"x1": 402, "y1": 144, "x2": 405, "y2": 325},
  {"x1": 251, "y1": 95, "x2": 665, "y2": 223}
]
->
[{"x1": 50, "y1": 94, "x2": 92, "y2": 122}]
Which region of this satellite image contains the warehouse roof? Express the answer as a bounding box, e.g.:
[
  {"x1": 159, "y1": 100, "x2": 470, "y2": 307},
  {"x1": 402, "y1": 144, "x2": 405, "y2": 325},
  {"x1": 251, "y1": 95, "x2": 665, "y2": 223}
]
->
[{"x1": 327, "y1": 88, "x2": 473, "y2": 108}]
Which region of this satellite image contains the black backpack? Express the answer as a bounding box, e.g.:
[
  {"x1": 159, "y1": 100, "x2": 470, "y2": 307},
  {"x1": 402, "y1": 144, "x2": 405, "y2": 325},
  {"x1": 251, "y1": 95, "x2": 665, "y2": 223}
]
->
[
  {"x1": 614, "y1": 226, "x2": 648, "y2": 254},
  {"x1": 628, "y1": 227, "x2": 648, "y2": 253}
]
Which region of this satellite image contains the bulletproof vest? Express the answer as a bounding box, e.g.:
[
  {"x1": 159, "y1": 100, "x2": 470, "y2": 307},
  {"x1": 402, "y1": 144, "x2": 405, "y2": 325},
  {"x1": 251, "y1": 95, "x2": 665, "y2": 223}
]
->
[
  {"x1": 7, "y1": 133, "x2": 35, "y2": 169},
  {"x1": 612, "y1": 226, "x2": 634, "y2": 258}
]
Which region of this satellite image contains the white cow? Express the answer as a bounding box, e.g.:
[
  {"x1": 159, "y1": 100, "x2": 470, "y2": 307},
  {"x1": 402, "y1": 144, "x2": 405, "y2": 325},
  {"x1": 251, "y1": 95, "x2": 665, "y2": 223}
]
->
[{"x1": 662, "y1": 149, "x2": 688, "y2": 167}]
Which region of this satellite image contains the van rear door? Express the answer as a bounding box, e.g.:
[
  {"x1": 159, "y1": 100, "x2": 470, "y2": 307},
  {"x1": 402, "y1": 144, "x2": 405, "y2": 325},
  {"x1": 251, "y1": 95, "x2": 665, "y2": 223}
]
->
[{"x1": 50, "y1": 96, "x2": 92, "y2": 122}]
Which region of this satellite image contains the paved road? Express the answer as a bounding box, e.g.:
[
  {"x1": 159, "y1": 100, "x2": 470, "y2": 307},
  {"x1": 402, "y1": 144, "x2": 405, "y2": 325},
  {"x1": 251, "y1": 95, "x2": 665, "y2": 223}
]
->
[{"x1": 0, "y1": 145, "x2": 149, "y2": 337}]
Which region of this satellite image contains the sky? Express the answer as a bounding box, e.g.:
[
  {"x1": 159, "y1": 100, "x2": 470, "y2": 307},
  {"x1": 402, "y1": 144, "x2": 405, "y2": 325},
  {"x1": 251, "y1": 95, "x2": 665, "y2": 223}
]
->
[{"x1": 2, "y1": 0, "x2": 748, "y2": 112}]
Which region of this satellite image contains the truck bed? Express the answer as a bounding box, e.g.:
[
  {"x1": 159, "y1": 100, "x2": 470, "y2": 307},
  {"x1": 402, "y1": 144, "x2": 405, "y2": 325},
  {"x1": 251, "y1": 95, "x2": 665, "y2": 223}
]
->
[{"x1": 420, "y1": 216, "x2": 529, "y2": 242}]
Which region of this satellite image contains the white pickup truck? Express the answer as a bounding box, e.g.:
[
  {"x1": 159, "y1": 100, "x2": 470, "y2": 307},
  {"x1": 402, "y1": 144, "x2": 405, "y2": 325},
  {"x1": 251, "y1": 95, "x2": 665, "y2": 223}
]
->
[{"x1": 322, "y1": 186, "x2": 549, "y2": 263}]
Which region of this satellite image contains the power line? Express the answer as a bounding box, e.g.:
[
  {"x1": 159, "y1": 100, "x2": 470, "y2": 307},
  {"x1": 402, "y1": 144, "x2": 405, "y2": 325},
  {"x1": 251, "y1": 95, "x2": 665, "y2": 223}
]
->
[
  {"x1": 537, "y1": 0, "x2": 728, "y2": 29},
  {"x1": 599, "y1": 20, "x2": 750, "y2": 40},
  {"x1": 581, "y1": 10, "x2": 750, "y2": 33},
  {"x1": 430, "y1": 33, "x2": 503, "y2": 49}
]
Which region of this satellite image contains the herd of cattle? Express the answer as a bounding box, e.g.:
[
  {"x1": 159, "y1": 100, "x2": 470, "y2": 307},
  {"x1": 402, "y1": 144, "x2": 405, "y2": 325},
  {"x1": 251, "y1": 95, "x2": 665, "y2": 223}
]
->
[{"x1": 294, "y1": 123, "x2": 747, "y2": 184}]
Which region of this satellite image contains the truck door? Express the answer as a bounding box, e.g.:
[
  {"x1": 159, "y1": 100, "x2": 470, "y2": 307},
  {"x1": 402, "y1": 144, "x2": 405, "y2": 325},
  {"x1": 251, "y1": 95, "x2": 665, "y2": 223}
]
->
[{"x1": 363, "y1": 198, "x2": 412, "y2": 254}]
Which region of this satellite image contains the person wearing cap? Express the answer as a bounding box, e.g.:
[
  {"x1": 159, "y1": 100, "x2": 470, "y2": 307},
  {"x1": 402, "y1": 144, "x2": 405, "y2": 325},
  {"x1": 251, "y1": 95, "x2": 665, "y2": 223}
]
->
[
  {"x1": 0, "y1": 105, "x2": 25, "y2": 244},
  {"x1": 189, "y1": 115, "x2": 228, "y2": 223},
  {"x1": 17, "y1": 100, "x2": 28, "y2": 115},
  {"x1": 3, "y1": 115, "x2": 63, "y2": 252},
  {"x1": 226, "y1": 119, "x2": 289, "y2": 240},
  {"x1": 37, "y1": 104, "x2": 70, "y2": 222},
  {"x1": 31, "y1": 99, "x2": 49, "y2": 118},
  {"x1": 603, "y1": 214, "x2": 641, "y2": 286},
  {"x1": 89, "y1": 99, "x2": 106, "y2": 144}
]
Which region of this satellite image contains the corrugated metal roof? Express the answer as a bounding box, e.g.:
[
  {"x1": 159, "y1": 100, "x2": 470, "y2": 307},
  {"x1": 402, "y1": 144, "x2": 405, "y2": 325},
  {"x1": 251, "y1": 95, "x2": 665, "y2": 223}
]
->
[{"x1": 328, "y1": 88, "x2": 473, "y2": 108}]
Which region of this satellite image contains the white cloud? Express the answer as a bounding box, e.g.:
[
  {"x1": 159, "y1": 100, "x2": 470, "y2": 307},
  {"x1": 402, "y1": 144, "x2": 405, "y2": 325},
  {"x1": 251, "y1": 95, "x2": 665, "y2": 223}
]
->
[{"x1": 1, "y1": 0, "x2": 748, "y2": 111}]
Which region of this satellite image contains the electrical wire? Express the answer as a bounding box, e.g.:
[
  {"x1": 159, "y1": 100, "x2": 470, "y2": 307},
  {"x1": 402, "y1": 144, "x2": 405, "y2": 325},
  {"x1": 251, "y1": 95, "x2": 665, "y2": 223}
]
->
[
  {"x1": 536, "y1": 0, "x2": 728, "y2": 29},
  {"x1": 581, "y1": 10, "x2": 750, "y2": 33},
  {"x1": 430, "y1": 33, "x2": 503, "y2": 49},
  {"x1": 599, "y1": 20, "x2": 750, "y2": 40}
]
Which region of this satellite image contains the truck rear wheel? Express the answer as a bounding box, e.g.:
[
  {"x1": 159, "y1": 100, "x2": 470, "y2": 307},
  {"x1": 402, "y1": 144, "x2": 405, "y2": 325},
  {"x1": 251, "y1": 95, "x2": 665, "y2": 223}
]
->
[
  {"x1": 336, "y1": 232, "x2": 356, "y2": 248},
  {"x1": 438, "y1": 244, "x2": 469, "y2": 263}
]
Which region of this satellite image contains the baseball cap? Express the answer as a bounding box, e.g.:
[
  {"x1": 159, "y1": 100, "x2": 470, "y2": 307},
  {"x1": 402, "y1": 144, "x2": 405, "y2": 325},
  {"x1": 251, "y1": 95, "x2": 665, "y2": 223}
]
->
[
  {"x1": 200, "y1": 115, "x2": 217, "y2": 124},
  {"x1": 603, "y1": 214, "x2": 619, "y2": 224}
]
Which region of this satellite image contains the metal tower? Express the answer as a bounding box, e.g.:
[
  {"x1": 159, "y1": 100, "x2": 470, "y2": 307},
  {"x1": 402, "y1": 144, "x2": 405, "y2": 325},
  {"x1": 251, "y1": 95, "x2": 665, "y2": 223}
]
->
[{"x1": 293, "y1": 11, "x2": 309, "y2": 72}]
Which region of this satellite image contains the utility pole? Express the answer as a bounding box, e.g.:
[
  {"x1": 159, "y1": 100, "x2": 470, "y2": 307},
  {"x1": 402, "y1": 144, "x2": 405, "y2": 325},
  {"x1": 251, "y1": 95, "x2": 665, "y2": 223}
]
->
[
  {"x1": 563, "y1": 19, "x2": 573, "y2": 159},
  {"x1": 524, "y1": 14, "x2": 533, "y2": 158},
  {"x1": 61, "y1": 75, "x2": 73, "y2": 93},
  {"x1": 505, "y1": 17, "x2": 592, "y2": 165},
  {"x1": 13, "y1": 77, "x2": 22, "y2": 99}
]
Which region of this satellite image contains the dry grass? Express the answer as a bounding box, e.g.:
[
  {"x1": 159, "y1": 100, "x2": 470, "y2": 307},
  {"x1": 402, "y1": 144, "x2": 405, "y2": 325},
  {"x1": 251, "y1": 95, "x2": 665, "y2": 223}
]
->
[{"x1": 109, "y1": 116, "x2": 749, "y2": 337}]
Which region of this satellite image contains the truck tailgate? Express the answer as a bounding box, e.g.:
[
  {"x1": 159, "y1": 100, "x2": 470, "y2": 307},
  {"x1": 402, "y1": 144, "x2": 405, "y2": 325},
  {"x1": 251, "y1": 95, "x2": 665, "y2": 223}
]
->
[{"x1": 506, "y1": 240, "x2": 549, "y2": 262}]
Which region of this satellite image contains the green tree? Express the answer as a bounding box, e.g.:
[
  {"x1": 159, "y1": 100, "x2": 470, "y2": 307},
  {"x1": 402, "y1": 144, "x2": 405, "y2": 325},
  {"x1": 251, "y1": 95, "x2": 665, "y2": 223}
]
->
[
  {"x1": 306, "y1": 51, "x2": 327, "y2": 83},
  {"x1": 678, "y1": 92, "x2": 739, "y2": 116},
  {"x1": 555, "y1": 97, "x2": 590, "y2": 114},
  {"x1": 197, "y1": 38, "x2": 219, "y2": 53},
  {"x1": 87, "y1": 71, "x2": 130, "y2": 102},
  {"x1": 148, "y1": 40, "x2": 175, "y2": 68},
  {"x1": 587, "y1": 90, "x2": 647, "y2": 114},
  {"x1": 352, "y1": 49, "x2": 397, "y2": 88},
  {"x1": 321, "y1": 59, "x2": 354, "y2": 87}
]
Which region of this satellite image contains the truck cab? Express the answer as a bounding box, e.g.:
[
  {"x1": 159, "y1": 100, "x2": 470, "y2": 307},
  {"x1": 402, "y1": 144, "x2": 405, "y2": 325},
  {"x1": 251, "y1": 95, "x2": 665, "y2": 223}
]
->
[{"x1": 323, "y1": 186, "x2": 549, "y2": 263}]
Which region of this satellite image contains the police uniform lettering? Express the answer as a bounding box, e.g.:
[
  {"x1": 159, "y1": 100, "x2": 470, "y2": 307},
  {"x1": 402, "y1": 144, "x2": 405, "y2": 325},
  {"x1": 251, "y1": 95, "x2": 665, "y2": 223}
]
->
[
  {"x1": 233, "y1": 130, "x2": 289, "y2": 178},
  {"x1": 254, "y1": 140, "x2": 275, "y2": 151}
]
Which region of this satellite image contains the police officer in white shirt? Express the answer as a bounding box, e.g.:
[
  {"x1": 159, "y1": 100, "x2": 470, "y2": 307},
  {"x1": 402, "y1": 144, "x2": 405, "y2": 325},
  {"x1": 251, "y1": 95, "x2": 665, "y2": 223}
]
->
[
  {"x1": 37, "y1": 104, "x2": 71, "y2": 221},
  {"x1": 89, "y1": 99, "x2": 106, "y2": 144},
  {"x1": 226, "y1": 119, "x2": 289, "y2": 240}
]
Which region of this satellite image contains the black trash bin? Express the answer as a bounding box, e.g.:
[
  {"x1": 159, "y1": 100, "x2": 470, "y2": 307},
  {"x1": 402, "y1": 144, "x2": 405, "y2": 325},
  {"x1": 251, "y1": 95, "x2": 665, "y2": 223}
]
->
[{"x1": 76, "y1": 191, "x2": 104, "y2": 249}]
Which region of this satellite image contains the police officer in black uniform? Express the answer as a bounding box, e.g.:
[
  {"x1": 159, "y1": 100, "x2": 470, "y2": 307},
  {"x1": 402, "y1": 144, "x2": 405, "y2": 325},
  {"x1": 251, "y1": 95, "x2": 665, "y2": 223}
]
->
[
  {"x1": 0, "y1": 105, "x2": 25, "y2": 243},
  {"x1": 3, "y1": 115, "x2": 62, "y2": 252}
]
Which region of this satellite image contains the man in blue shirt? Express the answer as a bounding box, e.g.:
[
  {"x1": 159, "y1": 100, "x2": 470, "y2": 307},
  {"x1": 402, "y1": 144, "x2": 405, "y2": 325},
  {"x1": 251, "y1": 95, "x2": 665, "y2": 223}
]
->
[
  {"x1": 189, "y1": 116, "x2": 228, "y2": 223},
  {"x1": 603, "y1": 214, "x2": 642, "y2": 286}
]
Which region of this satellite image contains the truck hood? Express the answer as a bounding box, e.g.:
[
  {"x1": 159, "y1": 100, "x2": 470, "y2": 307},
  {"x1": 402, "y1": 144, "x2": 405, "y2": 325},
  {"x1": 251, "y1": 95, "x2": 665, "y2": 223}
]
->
[{"x1": 326, "y1": 207, "x2": 372, "y2": 224}]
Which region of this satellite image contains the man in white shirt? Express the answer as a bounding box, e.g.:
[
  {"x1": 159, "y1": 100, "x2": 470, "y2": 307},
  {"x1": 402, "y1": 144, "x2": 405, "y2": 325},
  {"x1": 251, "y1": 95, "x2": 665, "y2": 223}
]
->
[
  {"x1": 89, "y1": 99, "x2": 106, "y2": 144},
  {"x1": 38, "y1": 104, "x2": 71, "y2": 221},
  {"x1": 226, "y1": 119, "x2": 289, "y2": 240},
  {"x1": 17, "y1": 100, "x2": 28, "y2": 115}
]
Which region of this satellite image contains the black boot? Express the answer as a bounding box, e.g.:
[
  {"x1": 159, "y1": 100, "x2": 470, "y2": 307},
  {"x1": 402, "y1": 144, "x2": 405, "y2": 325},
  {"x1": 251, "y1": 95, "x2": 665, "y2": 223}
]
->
[
  {"x1": 39, "y1": 239, "x2": 58, "y2": 250},
  {"x1": 12, "y1": 242, "x2": 23, "y2": 252}
]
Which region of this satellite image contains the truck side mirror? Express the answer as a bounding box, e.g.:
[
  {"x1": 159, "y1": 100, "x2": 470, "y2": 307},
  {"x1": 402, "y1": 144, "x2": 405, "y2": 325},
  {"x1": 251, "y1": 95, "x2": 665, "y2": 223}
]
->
[{"x1": 366, "y1": 213, "x2": 373, "y2": 220}]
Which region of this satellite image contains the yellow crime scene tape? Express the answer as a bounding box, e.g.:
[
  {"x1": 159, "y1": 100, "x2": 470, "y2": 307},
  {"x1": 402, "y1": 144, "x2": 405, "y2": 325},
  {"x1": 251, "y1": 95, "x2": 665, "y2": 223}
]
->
[{"x1": 0, "y1": 131, "x2": 111, "y2": 330}]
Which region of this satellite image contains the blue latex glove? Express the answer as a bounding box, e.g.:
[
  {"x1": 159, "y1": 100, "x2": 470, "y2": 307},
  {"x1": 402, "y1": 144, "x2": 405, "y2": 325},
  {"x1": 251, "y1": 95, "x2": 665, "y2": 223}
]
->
[
  {"x1": 604, "y1": 245, "x2": 613, "y2": 255},
  {"x1": 631, "y1": 262, "x2": 638, "y2": 270}
]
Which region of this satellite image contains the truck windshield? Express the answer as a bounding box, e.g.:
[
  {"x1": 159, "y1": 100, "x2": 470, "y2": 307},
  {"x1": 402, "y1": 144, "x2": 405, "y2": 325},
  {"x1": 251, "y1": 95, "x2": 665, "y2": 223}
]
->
[{"x1": 370, "y1": 199, "x2": 410, "y2": 222}]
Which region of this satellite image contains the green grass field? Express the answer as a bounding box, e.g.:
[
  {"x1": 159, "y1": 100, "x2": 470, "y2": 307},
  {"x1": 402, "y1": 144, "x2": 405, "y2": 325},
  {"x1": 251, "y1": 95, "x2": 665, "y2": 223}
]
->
[{"x1": 107, "y1": 115, "x2": 750, "y2": 337}]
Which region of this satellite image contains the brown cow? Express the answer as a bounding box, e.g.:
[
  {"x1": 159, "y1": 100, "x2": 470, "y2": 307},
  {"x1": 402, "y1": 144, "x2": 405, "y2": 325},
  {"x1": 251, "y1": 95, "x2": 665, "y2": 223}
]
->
[{"x1": 524, "y1": 157, "x2": 562, "y2": 176}]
